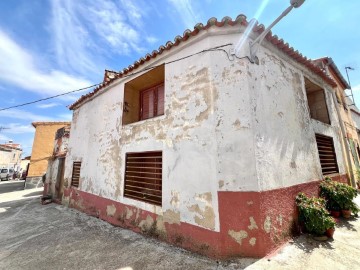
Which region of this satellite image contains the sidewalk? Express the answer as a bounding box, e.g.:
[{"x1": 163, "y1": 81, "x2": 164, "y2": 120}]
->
[
  {"x1": 0, "y1": 186, "x2": 359, "y2": 269},
  {"x1": 247, "y1": 196, "x2": 360, "y2": 270}
]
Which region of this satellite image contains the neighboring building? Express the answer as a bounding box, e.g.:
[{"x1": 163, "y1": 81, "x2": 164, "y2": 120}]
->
[
  {"x1": 350, "y1": 105, "x2": 360, "y2": 183},
  {"x1": 20, "y1": 156, "x2": 31, "y2": 172},
  {"x1": 350, "y1": 106, "x2": 360, "y2": 141},
  {"x1": 62, "y1": 15, "x2": 348, "y2": 258},
  {"x1": 313, "y1": 57, "x2": 360, "y2": 186},
  {"x1": 26, "y1": 122, "x2": 71, "y2": 189},
  {"x1": 0, "y1": 141, "x2": 22, "y2": 171},
  {"x1": 44, "y1": 124, "x2": 70, "y2": 201},
  {"x1": 20, "y1": 156, "x2": 31, "y2": 179}
]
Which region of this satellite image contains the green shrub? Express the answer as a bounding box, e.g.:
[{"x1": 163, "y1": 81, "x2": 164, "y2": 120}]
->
[
  {"x1": 320, "y1": 177, "x2": 359, "y2": 215},
  {"x1": 296, "y1": 193, "x2": 336, "y2": 236},
  {"x1": 319, "y1": 177, "x2": 341, "y2": 211}
]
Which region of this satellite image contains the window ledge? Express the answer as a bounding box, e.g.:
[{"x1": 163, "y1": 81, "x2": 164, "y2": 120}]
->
[
  {"x1": 122, "y1": 114, "x2": 166, "y2": 128},
  {"x1": 311, "y1": 118, "x2": 333, "y2": 128}
]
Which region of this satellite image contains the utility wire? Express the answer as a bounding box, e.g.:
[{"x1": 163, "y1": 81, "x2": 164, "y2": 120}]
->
[
  {"x1": 0, "y1": 83, "x2": 101, "y2": 111},
  {"x1": 0, "y1": 43, "x2": 235, "y2": 112}
]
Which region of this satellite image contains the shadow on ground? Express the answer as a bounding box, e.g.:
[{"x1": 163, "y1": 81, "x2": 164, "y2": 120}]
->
[
  {"x1": 292, "y1": 234, "x2": 335, "y2": 253},
  {"x1": 336, "y1": 216, "x2": 358, "y2": 231},
  {"x1": 22, "y1": 190, "x2": 43, "y2": 198}
]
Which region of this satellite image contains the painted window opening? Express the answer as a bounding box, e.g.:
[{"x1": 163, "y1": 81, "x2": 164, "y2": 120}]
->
[
  {"x1": 315, "y1": 134, "x2": 339, "y2": 175},
  {"x1": 124, "y1": 151, "x2": 162, "y2": 206},
  {"x1": 122, "y1": 64, "x2": 165, "y2": 125},
  {"x1": 305, "y1": 77, "x2": 331, "y2": 124},
  {"x1": 71, "y1": 161, "x2": 81, "y2": 188}
]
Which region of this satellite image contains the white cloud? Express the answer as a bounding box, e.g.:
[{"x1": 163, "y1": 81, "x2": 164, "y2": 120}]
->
[
  {"x1": 0, "y1": 109, "x2": 56, "y2": 122},
  {"x1": 58, "y1": 113, "x2": 72, "y2": 121},
  {"x1": 119, "y1": 0, "x2": 146, "y2": 28},
  {"x1": 0, "y1": 133, "x2": 11, "y2": 143},
  {"x1": 37, "y1": 102, "x2": 61, "y2": 109},
  {"x1": 0, "y1": 29, "x2": 93, "y2": 98},
  {"x1": 51, "y1": 0, "x2": 155, "y2": 63},
  {"x1": 51, "y1": 0, "x2": 101, "y2": 75},
  {"x1": 146, "y1": 36, "x2": 159, "y2": 45},
  {"x1": 0, "y1": 123, "x2": 34, "y2": 134},
  {"x1": 167, "y1": 0, "x2": 200, "y2": 29}
]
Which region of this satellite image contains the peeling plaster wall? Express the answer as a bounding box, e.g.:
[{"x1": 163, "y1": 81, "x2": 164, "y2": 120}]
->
[
  {"x1": 64, "y1": 87, "x2": 123, "y2": 200},
  {"x1": 64, "y1": 26, "x2": 345, "y2": 237},
  {"x1": 247, "y1": 45, "x2": 345, "y2": 191}
]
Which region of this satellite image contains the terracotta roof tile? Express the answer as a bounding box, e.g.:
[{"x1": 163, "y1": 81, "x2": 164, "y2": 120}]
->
[
  {"x1": 32, "y1": 121, "x2": 71, "y2": 128},
  {"x1": 69, "y1": 14, "x2": 337, "y2": 110}
]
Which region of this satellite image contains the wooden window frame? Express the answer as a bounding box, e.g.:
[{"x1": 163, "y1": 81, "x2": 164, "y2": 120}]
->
[
  {"x1": 315, "y1": 134, "x2": 339, "y2": 175},
  {"x1": 139, "y1": 83, "x2": 164, "y2": 121},
  {"x1": 124, "y1": 151, "x2": 162, "y2": 206},
  {"x1": 71, "y1": 161, "x2": 81, "y2": 188}
]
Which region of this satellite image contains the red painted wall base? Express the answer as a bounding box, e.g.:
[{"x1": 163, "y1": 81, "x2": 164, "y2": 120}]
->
[{"x1": 62, "y1": 174, "x2": 348, "y2": 258}]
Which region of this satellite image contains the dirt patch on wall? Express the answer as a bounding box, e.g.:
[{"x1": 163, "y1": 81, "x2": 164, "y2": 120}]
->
[
  {"x1": 228, "y1": 230, "x2": 248, "y2": 245},
  {"x1": 188, "y1": 192, "x2": 215, "y2": 230},
  {"x1": 106, "y1": 204, "x2": 116, "y2": 217},
  {"x1": 163, "y1": 209, "x2": 181, "y2": 225}
]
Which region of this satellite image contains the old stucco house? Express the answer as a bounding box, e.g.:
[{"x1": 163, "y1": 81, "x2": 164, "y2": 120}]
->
[
  {"x1": 26, "y1": 122, "x2": 71, "y2": 189},
  {"x1": 0, "y1": 141, "x2": 22, "y2": 173},
  {"x1": 62, "y1": 15, "x2": 349, "y2": 258},
  {"x1": 44, "y1": 124, "x2": 70, "y2": 201}
]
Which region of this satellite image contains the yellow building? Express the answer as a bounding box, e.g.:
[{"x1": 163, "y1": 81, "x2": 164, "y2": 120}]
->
[{"x1": 26, "y1": 122, "x2": 70, "y2": 189}]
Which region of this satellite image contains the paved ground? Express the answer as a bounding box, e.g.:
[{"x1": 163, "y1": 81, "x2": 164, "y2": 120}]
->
[
  {"x1": 0, "y1": 181, "x2": 360, "y2": 270},
  {"x1": 0, "y1": 180, "x2": 26, "y2": 194}
]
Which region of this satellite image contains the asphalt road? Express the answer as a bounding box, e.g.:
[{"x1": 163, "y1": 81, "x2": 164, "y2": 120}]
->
[
  {"x1": 0, "y1": 180, "x2": 26, "y2": 194},
  {"x1": 0, "y1": 187, "x2": 255, "y2": 270}
]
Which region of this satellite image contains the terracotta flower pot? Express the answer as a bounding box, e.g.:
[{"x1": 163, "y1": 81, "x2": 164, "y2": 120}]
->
[
  {"x1": 326, "y1": 228, "x2": 335, "y2": 238},
  {"x1": 331, "y1": 210, "x2": 341, "y2": 218},
  {"x1": 313, "y1": 235, "x2": 328, "y2": 241},
  {"x1": 342, "y1": 209, "x2": 351, "y2": 219}
]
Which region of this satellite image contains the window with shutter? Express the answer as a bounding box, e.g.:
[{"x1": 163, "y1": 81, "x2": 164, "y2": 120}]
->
[
  {"x1": 122, "y1": 64, "x2": 165, "y2": 125},
  {"x1": 315, "y1": 134, "x2": 339, "y2": 175},
  {"x1": 157, "y1": 84, "x2": 165, "y2": 115},
  {"x1": 140, "y1": 83, "x2": 164, "y2": 120},
  {"x1": 124, "y1": 151, "x2": 162, "y2": 206},
  {"x1": 71, "y1": 161, "x2": 81, "y2": 188}
]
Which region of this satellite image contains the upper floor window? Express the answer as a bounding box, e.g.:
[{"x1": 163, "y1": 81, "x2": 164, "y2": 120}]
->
[
  {"x1": 140, "y1": 83, "x2": 164, "y2": 120},
  {"x1": 305, "y1": 77, "x2": 331, "y2": 124},
  {"x1": 123, "y1": 64, "x2": 165, "y2": 125}
]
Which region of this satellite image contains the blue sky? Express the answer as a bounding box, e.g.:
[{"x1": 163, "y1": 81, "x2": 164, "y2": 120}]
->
[{"x1": 0, "y1": 0, "x2": 359, "y2": 156}]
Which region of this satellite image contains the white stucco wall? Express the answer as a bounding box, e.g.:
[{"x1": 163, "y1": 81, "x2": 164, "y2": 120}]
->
[
  {"x1": 64, "y1": 26, "x2": 346, "y2": 232},
  {"x1": 246, "y1": 45, "x2": 345, "y2": 191}
]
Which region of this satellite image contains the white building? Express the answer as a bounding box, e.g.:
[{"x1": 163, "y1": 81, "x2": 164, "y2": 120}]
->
[{"x1": 62, "y1": 15, "x2": 348, "y2": 258}]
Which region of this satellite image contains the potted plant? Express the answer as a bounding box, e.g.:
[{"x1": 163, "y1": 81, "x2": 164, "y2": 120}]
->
[
  {"x1": 326, "y1": 226, "x2": 335, "y2": 238},
  {"x1": 296, "y1": 193, "x2": 336, "y2": 240},
  {"x1": 320, "y1": 177, "x2": 359, "y2": 219},
  {"x1": 336, "y1": 181, "x2": 359, "y2": 218},
  {"x1": 320, "y1": 178, "x2": 341, "y2": 217}
]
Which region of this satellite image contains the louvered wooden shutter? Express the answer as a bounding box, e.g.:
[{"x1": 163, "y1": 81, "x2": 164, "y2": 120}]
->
[
  {"x1": 315, "y1": 134, "x2": 339, "y2": 175},
  {"x1": 71, "y1": 161, "x2": 81, "y2": 188},
  {"x1": 141, "y1": 88, "x2": 155, "y2": 120},
  {"x1": 124, "y1": 151, "x2": 162, "y2": 206},
  {"x1": 157, "y1": 84, "x2": 164, "y2": 116}
]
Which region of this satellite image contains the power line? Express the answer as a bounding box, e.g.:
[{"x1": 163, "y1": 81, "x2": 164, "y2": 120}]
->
[
  {"x1": 0, "y1": 83, "x2": 101, "y2": 112},
  {"x1": 0, "y1": 43, "x2": 234, "y2": 112}
]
